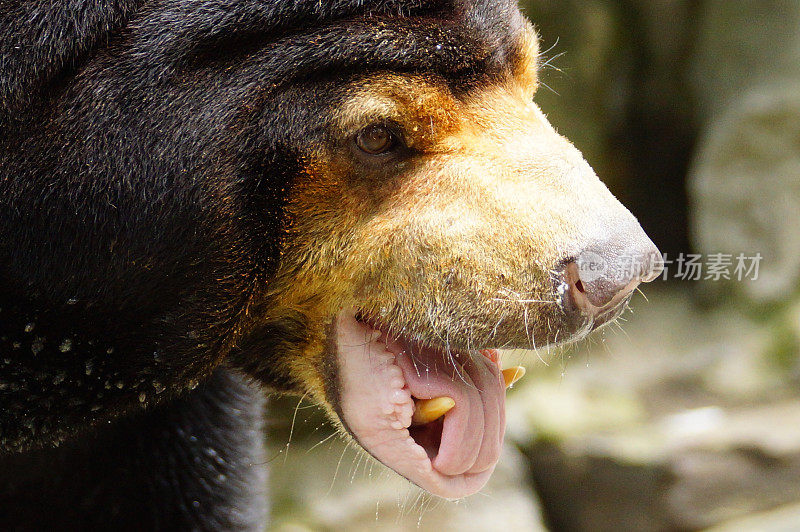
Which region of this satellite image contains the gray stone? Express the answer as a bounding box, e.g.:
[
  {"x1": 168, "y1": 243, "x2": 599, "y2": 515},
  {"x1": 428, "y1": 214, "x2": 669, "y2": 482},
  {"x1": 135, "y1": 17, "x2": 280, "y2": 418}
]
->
[
  {"x1": 507, "y1": 290, "x2": 800, "y2": 531},
  {"x1": 690, "y1": 83, "x2": 800, "y2": 303},
  {"x1": 692, "y1": 0, "x2": 800, "y2": 122},
  {"x1": 708, "y1": 502, "x2": 800, "y2": 532},
  {"x1": 689, "y1": 0, "x2": 800, "y2": 303}
]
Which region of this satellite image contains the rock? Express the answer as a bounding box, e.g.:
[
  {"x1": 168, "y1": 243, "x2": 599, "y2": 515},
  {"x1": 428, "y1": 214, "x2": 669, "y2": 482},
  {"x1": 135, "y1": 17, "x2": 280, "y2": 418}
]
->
[
  {"x1": 692, "y1": 0, "x2": 800, "y2": 122},
  {"x1": 690, "y1": 83, "x2": 800, "y2": 303},
  {"x1": 708, "y1": 501, "x2": 800, "y2": 532},
  {"x1": 506, "y1": 290, "x2": 800, "y2": 531},
  {"x1": 520, "y1": 401, "x2": 800, "y2": 531},
  {"x1": 689, "y1": 0, "x2": 800, "y2": 304}
]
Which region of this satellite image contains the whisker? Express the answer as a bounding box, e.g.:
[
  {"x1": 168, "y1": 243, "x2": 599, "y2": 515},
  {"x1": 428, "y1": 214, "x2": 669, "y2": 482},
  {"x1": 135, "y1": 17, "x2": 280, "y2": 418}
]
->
[
  {"x1": 539, "y1": 80, "x2": 560, "y2": 96},
  {"x1": 616, "y1": 321, "x2": 632, "y2": 342},
  {"x1": 491, "y1": 313, "x2": 505, "y2": 344},
  {"x1": 636, "y1": 287, "x2": 650, "y2": 302},
  {"x1": 540, "y1": 51, "x2": 567, "y2": 72},
  {"x1": 306, "y1": 430, "x2": 337, "y2": 453},
  {"x1": 284, "y1": 390, "x2": 310, "y2": 464},
  {"x1": 326, "y1": 439, "x2": 354, "y2": 496},
  {"x1": 538, "y1": 36, "x2": 561, "y2": 59},
  {"x1": 491, "y1": 297, "x2": 558, "y2": 304},
  {"x1": 522, "y1": 304, "x2": 549, "y2": 367}
]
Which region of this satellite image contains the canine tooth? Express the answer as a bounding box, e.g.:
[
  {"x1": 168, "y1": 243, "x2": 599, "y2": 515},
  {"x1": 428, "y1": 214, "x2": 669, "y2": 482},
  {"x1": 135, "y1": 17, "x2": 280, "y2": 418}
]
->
[
  {"x1": 502, "y1": 366, "x2": 526, "y2": 388},
  {"x1": 411, "y1": 397, "x2": 455, "y2": 425}
]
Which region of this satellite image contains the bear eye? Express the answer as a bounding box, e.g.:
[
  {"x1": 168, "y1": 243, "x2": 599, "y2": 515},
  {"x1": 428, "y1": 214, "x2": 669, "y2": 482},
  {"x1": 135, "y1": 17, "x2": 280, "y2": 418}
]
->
[{"x1": 356, "y1": 124, "x2": 398, "y2": 155}]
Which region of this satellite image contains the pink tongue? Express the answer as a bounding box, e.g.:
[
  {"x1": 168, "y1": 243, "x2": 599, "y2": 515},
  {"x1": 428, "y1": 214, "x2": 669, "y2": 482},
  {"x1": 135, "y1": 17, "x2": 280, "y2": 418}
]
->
[
  {"x1": 394, "y1": 344, "x2": 506, "y2": 476},
  {"x1": 335, "y1": 311, "x2": 508, "y2": 498}
]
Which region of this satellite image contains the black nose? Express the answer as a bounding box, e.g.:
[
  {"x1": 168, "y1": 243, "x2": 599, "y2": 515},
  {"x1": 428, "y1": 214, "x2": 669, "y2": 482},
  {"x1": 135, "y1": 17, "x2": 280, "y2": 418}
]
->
[{"x1": 565, "y1": 238, "x2": 663, "y2": 315}]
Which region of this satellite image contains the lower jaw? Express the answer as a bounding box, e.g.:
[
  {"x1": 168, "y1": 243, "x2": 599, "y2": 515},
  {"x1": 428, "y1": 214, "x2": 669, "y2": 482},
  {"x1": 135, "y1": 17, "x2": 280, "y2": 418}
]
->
[{"x1": 332, "y1": 310, "x2": 504, "y2": 499}]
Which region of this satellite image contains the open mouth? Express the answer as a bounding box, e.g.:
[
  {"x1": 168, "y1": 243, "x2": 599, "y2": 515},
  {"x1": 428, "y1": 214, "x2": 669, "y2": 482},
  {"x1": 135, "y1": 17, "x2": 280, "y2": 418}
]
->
[{"x1": 333, "y1": 310, "x2": 523, "y2": 499}]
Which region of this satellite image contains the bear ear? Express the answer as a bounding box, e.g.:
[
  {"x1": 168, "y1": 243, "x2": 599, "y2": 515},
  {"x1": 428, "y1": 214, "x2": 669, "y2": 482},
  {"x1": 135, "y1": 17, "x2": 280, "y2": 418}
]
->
[{"x1": 0, "y1": 0, "x2": 141, "y2": 122}]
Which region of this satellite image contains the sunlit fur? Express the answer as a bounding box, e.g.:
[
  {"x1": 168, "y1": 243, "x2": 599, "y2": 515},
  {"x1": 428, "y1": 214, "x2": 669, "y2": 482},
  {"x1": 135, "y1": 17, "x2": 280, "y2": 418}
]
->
[
  {"x1": 247, "y1": 28, "x2": 642, "y2": 414},
  {"x1": 0, "y1": 0, "x2": 650, "y2": 524}
]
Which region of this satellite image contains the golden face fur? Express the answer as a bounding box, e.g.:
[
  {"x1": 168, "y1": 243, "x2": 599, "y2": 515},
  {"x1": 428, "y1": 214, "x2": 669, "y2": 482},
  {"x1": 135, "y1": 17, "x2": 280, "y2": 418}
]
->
[
  {"x1": 253, "y1": 28, "x2": 645, "y2": 408},
  {"x1": 0, "y1": 0, "x2": 662, "y2": 517}
]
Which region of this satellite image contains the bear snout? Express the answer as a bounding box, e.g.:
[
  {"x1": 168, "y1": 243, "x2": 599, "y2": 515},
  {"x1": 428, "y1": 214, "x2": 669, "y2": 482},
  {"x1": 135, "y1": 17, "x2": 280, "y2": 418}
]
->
[{"x1": 561, "y1": 232, "x2": 663, "y2": 326}]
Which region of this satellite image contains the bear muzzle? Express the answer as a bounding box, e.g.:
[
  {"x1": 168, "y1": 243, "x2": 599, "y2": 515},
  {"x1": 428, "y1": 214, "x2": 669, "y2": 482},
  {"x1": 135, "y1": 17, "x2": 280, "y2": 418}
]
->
[{"x1": 559, "y1": 229, "x2": 663, "y2": 333}]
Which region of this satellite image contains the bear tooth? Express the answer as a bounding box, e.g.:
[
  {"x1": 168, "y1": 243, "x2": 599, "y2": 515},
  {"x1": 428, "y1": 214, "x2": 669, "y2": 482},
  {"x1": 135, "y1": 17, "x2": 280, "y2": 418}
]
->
[
  {"x1": 502, "y1": 366, "x2": 526, "y2": 388},
  {"x1": 411, "y1": 397, "x2": 456, "y2": 425}
]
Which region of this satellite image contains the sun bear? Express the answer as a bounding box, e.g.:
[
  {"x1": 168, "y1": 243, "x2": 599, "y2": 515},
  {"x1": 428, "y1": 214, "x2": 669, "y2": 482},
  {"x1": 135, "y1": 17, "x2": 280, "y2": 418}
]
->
[{"x1": 0, "y1": 0, "x2": 661, "y2": 529}]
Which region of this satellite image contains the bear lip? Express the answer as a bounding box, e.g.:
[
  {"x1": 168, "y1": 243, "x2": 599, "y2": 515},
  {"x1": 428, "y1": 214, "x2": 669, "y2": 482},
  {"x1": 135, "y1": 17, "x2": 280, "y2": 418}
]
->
[{"x1": 333, "y1": 309, "x2": 506, "y2": 499}]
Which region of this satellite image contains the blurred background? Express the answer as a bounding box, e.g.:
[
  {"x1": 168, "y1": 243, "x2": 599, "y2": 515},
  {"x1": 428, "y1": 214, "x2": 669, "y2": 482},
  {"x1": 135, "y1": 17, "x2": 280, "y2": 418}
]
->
[{"x1": 268, "y1": 1, "x2": 800, "y2": 530}]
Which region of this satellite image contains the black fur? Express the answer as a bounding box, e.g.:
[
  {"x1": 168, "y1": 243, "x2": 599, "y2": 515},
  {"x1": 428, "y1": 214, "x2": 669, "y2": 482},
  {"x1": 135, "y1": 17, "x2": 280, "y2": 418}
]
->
[
  {"x1": 0, "y1": 369, "x2": 267, "y2": 530},
  {"x1": 0, "y1": 0, "x2": 527, "y2": 528}
]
